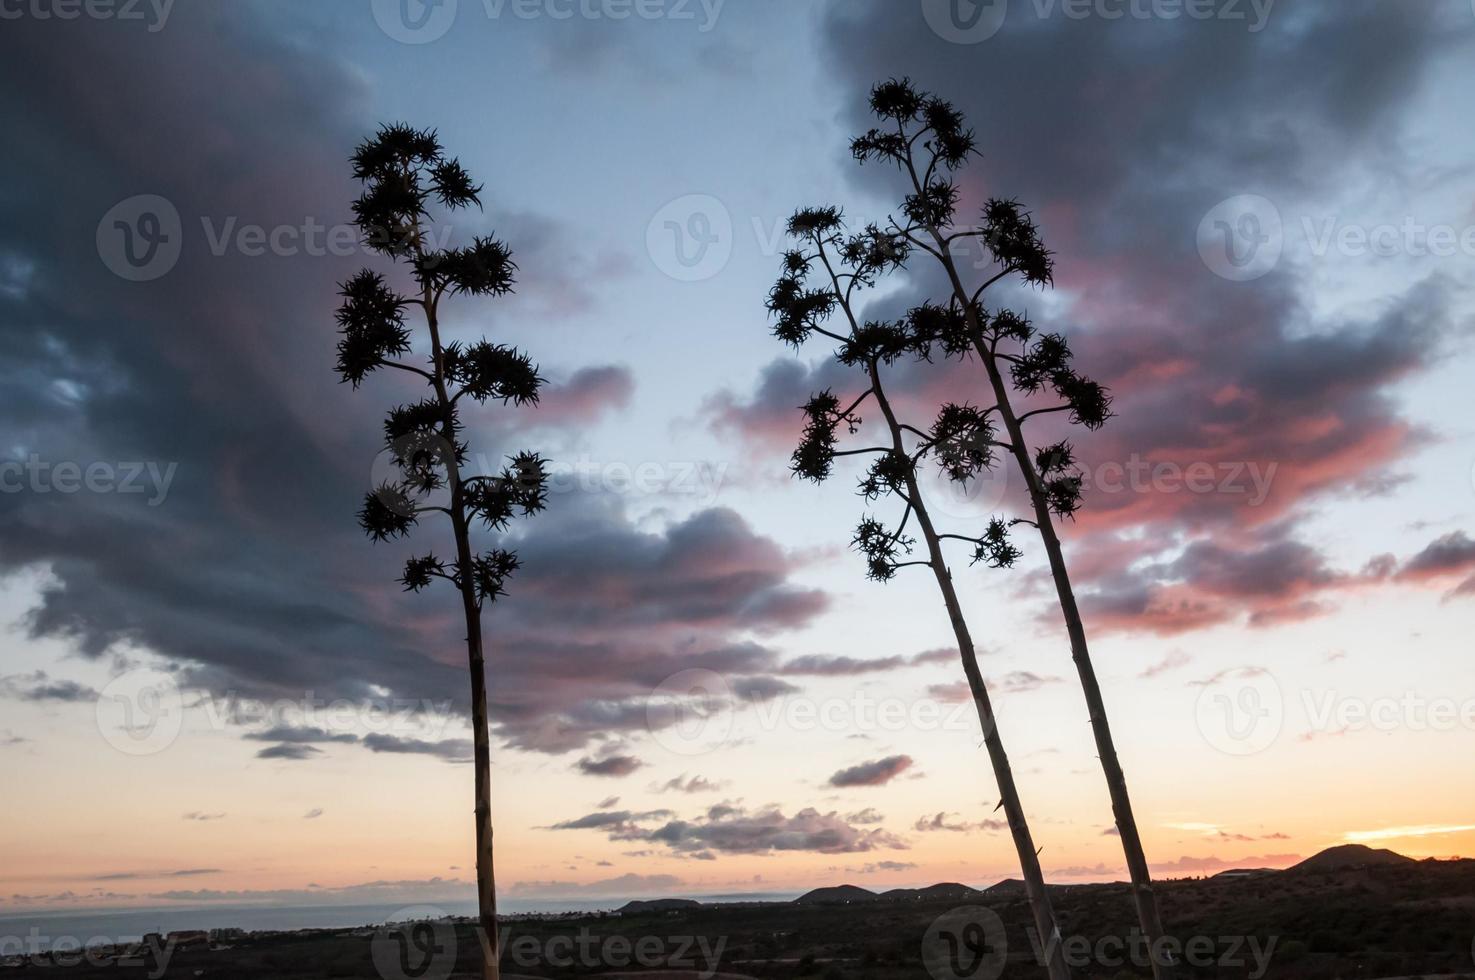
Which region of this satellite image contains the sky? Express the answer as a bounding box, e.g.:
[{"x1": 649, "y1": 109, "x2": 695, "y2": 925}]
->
[{"x1": 2, "y1": 0, "x2": 1475, "y2": 919}]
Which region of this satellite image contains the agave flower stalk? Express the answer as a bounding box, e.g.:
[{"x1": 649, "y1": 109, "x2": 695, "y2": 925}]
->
[{"x1": 335, "y1": 124, "x2": 550, "y2": 980}]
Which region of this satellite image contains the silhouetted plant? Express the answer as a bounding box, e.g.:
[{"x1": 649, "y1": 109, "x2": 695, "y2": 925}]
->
[
  {"x1": 336, "y1": 123, "x2": 549, "y2": 980},
  {"x1": 768, "y1": 198, "x2": 1076, "y2": 980},
  {"x1": 849, "y1": 78, "x2": 1175, "y2": 978}
]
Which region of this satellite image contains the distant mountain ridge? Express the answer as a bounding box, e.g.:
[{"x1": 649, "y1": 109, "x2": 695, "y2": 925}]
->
[{"x1": 623, "y1": 846, "x2": 1427, "y2": 915}]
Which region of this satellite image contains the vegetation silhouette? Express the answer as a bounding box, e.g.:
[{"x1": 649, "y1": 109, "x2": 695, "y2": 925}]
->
[
  {"x1": 846, "y1": 77, "x2": 1176, "y2": 977},
  {"x1": 765, "y1": 109, "x2": 1076, "y2": 980},
  {"x1": 336, "y1": 123, "x2": 549, "y2": 980}
]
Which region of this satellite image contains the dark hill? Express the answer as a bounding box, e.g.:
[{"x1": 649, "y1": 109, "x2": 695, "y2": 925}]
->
[
  {"x1": 617, "y1": 898, "x2": 702, "y2": 914},
  {"x1": 793, "y1": 885, "x2": 879, "y2": 905},
  {"x1": 878, "y1": 882, "x2": 982, "y2": 903},
  {"x1": 1289, "y1": 844, "x2": 1415, "y2": 874}
]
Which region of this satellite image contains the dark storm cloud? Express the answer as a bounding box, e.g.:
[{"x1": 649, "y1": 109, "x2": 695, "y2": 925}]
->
[
  {"x1": 828, "y1": 754, "x2": 915, "y2": 788},
  {"x1": 706, "y1": 0, "x2": 1472, "y2": 635},
  {"x1": 0, "y1": 8, "x2": 824, "y2": 762}
]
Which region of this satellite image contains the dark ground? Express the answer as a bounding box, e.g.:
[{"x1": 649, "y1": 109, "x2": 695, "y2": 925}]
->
[{"x1": 9, "y1": 858, "x2": 1475, "y2": 979}]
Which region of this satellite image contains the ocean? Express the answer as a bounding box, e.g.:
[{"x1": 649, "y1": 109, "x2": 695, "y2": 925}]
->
[{"x1": 0, "y1": 894, "x2": 799, "y2": 953}]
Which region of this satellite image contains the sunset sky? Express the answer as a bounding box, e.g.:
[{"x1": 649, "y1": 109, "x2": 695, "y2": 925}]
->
[{"x1": 3, "y1": 1, "x2": 1475, "y2": 917}]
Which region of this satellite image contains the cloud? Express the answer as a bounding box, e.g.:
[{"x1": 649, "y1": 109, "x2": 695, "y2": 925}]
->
[
  {"x1": 779, "y1": 648, "x2": 955, "y2": 676},
  {"x1": 553, "y1": 802, "x2": 907, "y2": 856},
  {"x1": 506, "y1": 873, "x2": 683, "y2": 899},
  {"x1": 1343, "y1": 824, "x2": 1475, "y2": 843},
  {"x1": 851, "y1": 861, "x2": 917, "y2": 874},
  {"x1": 149, "y1": 877, "x2": 471, "y2": 907},
  {"x1": 1151, "y1": 853, "x2": 1302, "y2": 875},
  {"x1": 0, "y1": 672, "x2": 98, "y2": 703},
  {"x1": 0, "y1": 8, "x2": 822, "y2": 770},
  {"x1": 828, "y1": 755, "x2": 914, "y2": 788},
  {"x1": 913, "y1": 812, "x2": 1006, "y2": 834},
  {"x1": 242, "y1": 726, "x2": 358, "y2": 745},
  {"x1": 575, "y1": 754, "x2": 645, "y2": 778},
  {"x1": 994, "y1": 672, "x2": 1063, "y2": 694},
  {"x1": 656, "y1": 774, "x2": 723, "y2": 794},
  {"x1": 361, "y1": 733, "x2": 474, "y2": 763},
  {"x1": 548, "y1": 809, "x2": 675, "y2": 832},
  {"x1": 255, "y1": 744, "x2": 323, "y2": 762},
  {"x1": 303, "y1": 809, "x2": 324, "y2": 820},
  {"x1": 699, "y1": 1, "x2": 1472, "y2": 638},
  {"x1": 846, "y1": 808, "x2": 885, "y2": 825},
  {"x1": 95, "y1": 869, "x2": 221, "y2": 882},
  {"x1": 1140, "y1": 650, "x2": 1191, "y2": 679},
  {"x1": 182, "y1": 812, "x2": 226, "y2": 822}
]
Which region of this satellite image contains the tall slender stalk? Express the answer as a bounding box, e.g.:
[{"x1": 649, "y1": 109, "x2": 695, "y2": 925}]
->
[
  {"x1": 771, "y1": 217, "x2": 1073, "y2": 980},
  {"x1": 336, "y1": 124, "x2": 551, "y2": 980},
  {"x1": 859, "y1": 79, "x2": 1175, "y2": 976}
]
